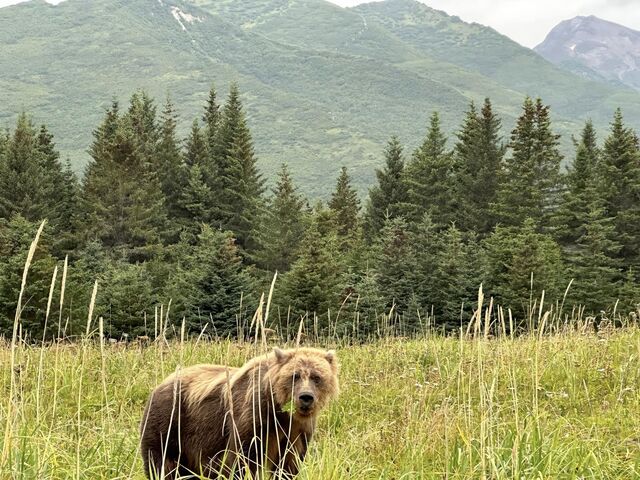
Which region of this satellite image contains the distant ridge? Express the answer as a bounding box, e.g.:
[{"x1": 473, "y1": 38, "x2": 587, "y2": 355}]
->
[{"x1": 1, "y1": 0, "x2": 639, "y2": 195}]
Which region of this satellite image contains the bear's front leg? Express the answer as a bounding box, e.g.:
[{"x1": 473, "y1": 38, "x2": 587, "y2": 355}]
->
[
  {"x1": 219, "y1": 436, "x2": 263, "y2": 480},
  {"x1": 271, "y1": 433, "x2": 308, "y2": 479},
  {"x1": 145, "y1": 458, "x2": 179, "y2": 480}
]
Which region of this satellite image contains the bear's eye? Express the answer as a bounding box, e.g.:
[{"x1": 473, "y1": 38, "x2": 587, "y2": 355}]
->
[
  {"x1": 293, "y1": 372, "x2": 301, "y2": 381},
  {"x1": 310, "y1": 374, "x2": 322, "y2": 384}
]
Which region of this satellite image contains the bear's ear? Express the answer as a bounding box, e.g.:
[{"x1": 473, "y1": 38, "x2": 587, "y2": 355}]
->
[
  {"x1": 325, "y1": 350, "x2": 337, "y2": 364},
  {"x1": 273, "y1": 347, "x2": 289, "y2": 363}
]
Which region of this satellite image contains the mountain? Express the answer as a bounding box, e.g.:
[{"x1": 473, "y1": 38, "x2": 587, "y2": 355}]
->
[
  {"x1": 1, "y1": 0, "x2": 640, "y2": 196},
  {"x1": 535, "y1": 16, "x2": 640, "y2": 91}
]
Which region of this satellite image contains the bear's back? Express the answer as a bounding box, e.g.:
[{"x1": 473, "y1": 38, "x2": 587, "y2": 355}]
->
[{"x1": 141, "y1": 364, "x2": 241, "y2": 475}]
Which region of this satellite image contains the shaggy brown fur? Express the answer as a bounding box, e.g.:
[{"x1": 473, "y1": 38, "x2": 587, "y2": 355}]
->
[{"x1": 140, "y1": 347, "x2": 339, "y2": 479}]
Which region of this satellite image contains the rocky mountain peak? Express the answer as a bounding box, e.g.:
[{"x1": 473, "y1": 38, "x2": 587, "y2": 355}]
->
[{"x1": 535, "y1": 16, "x2": 640, "y2": 90}]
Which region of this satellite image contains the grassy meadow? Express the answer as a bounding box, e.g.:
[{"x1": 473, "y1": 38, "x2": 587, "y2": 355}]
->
[
  {"x1": 1, "y1": 322, "x2": 639, "y2": 479},
  {"x1": 1, "y1": 226, "x2": 639, "y2": 479}
]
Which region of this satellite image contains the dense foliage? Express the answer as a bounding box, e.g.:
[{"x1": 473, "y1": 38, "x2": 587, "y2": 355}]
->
[{"x1": 1, "y1": 86, "x2": 639, "y2": 340}]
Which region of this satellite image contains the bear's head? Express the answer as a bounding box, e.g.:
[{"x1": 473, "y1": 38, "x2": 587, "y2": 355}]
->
[{"x1": 270, "y1": 347, "x2": 339, "y2": 418}]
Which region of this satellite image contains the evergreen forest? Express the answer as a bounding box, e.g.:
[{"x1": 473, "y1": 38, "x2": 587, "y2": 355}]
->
[{"x1": 2, "y1": 84, "x2": 639, "y2": 340}]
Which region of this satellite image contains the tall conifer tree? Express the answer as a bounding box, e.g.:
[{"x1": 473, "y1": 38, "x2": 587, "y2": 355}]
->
[
  {"x1": 363, "y1": 136, "x2": 408, "y2": 242},
  {"x1": 455, "y1": 99, "x2": 505, "y2": 234},
  {"x1": 600, "y1": 109, "x2": 640, "y2": 271},
  {"x1": 0, "y1": 114, "x2": 52, "y2": 221},
  {"x1": 0, "y1": 129, "x2": 8, "y2": 157},
  {"x1": 87, "y1": 101, "x2": 119, "y2": 169},
  {"x1": 82, "y1": 97, "x2": 166, "y2": 260},
  {"x1": 203, "y1": 84, "x2": 220, "y2": 150},
  {"x1": 0, "y1": 216, "x2": 57, "y2": 336},
  {"x1": 53, "y1": 159, "x2": 82, "y2": 256},
  {"x1": 496, "y1": 97, "x2": 563, "y2": 229},
  {"x1": 214, "y1": 83, "x2": 265, "y2": 249},
  {"x1": 167, "y1": 225, "x2": 254, "y2": 334},
  {"x1": 254, "y1": 164, "x2": 307, "y2": 273},
  {"x1": 329, "y1": 166, "x2": 360, "y2": 248},
  {"x1": 156, "y1": 97, "x2": 188, "y2": 226},
  {"x1": 569, "y1": 205, "x2": 622, "y2": 314},
  {"x1": 181, "y1": 120, "x2": 215, "y2": 227},
  {"x1": 126, "y1": 90, "x2": 159, "y2": 158},
  {"x1": 556, "y1": 120, "x2": 600, "y2": 246},
  {"x1": 280, "y1": 205, "x2": 343, "y2": 325},
  {"x1": 404, "y1": 112, "x2": 456, "y2": 227},
  {"x1": 482, "y1": 219, "x2": 565, "y2": 320},
  {"x1": 184, "y1": 119, "x2": 208, "y2": 168},
  {"x1": 374, "y1": 217, "x2": 416, "y2": 318}
]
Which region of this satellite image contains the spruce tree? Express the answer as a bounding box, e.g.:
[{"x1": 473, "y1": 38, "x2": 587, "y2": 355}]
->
[
  {"x1": 0, "y1": 215, "x2": 57, "y2": 337},
  {"x1": 328, "y1": 166, "x2": 360, "y2": 248},
  {"x1": 419, "y1": 224, "x2": 477, "y2": 329},
  {"x1": 482, "y1": 218, "x2": 565, "y2": 322},
  {"x1": 203, "y1": 84, "x2": 221, "y2": 150},
  {"x1": 409, "y1": 215, "x2": 477, "y2": 330},
  {"x1": 556, "y1": 120, "x2": 600, "y2": 246},
  {"x1": 182, "y1": 118, "x2": 219, "y2": 229},
  {"x1": 617, "y1": 268, "x2": 640, "y2": 316},
  {"x1": 0, "y1": 114, "x2": 58, "y2": 222},
  {"x1": 343, "y1": 265, "x2": 384, "y2": 338},
  {"x1": 569, "y1": 205, "x2": 621, "y2": 315},
  {"x1": 156, "y1": 97, "x2": 188, "y2": 227},
  {"x1": 404, "y1": 112, "x2": 456, "y2": 228},
  {"x1": 87, "y1": 101, "x2": 119, "y2": 169},
  {"x1": 408, "y1": 214, "x2": 438, "y2": 314},
  {"x1": 496, "y1": 96, "x2": 538, "y2": 227},
  {"x1": 496, "y1": 97, "x2": 563, "y2": 229},
  {"x1": 280, "y1": 206, "x2": 343, "y2": 328},
  {"x1": 455, "y1": 99, "x2": 505, "y2": 234},
  {"x1": 373, "y1": 217, "x2": 416, "y2": 321},
  {"x1": 167, "y1": 225, "x2": 255, "y2": 335},
  {"x1": 213, "y1": 82, "x2": 244, "y2": 220},
  {"x1": 363, "y1": 136, "x2": 408, "y2": 242},
  {"x1": 0, "y1": 128, "x2": 8, "y2": 158},
  {"x1": 62, "y1": 240, "x2": 110, "y2": 335},
  {"x1": 33, "y1": 124, "x2": 80, "y2": 244},
  {"x1": 181, "y1": 164, "x2": 211, "y2": 228},
  {"x1": 184, "y1": 119, "x2": 208, "y2": 168},
  {"x1": 226, "y1": 108, "x2": 265, "y2": 250},
  {"x1": 214, "y1": 83, "x2": 265, "y2": 249},
  {"x1": 97, "y1": 260, "x2": 157, "y2": 338},
  {"x1": 82, "y1": 100, "x2": 166, "y2": 261},
  {"x1": 254, "y1": 164, "x2": 308, "y2": 273},
  {"x1": 126, "y1": 90, "x2": 159, "y2": 158},
  {"x1": 52, "y1": 160, "x2": 82, "y2": 257},
  {"x1": 600, "y1": 109, "x2": 640, "y2": 271},
  {"x1": 36, "y1": 124, "x2": 64, "y2": 192},
  {"x1": 434, "y1": 227, "x2": 478, "y2": 328}
]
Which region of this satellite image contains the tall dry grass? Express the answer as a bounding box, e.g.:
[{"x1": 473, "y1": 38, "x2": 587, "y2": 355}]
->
[{"x1": 1, "y1": 223, "x2": 639, "y2": 479}]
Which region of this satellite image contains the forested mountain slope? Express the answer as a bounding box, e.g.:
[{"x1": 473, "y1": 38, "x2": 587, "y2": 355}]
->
[{"x1": 1, "y1": 0, "x2": 639, "y2": 194}]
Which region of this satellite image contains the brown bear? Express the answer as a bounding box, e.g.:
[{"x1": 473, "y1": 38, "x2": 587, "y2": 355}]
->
[{"x1": 140, "y1": 347, "x2": 339, "y2": 479}]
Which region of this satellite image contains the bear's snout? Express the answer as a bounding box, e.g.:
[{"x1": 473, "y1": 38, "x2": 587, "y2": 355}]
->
[{"x1": 298, "y1": 392, "x2": 315, "y2": 410}]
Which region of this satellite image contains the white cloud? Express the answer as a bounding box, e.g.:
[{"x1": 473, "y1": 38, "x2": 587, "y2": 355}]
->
[
  {"x1": 330, "y1": 0, "x2": 640, "y2": 47},
  {"x1": 0, "y1": 0, "x2": 66, "y2": 7}
]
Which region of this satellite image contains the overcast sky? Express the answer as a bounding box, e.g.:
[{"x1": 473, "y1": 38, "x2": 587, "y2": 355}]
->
[{"x1": 1, "y1": 0, "x2": 639, "y2": 47}]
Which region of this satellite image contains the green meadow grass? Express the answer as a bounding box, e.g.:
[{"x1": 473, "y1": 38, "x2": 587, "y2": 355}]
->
[
  {"x1": 1, "y1": 226, "x2": 639, "y2": 479},
  {"x1": 1, "y1": 327, "x2": 639, "y2": 479}
]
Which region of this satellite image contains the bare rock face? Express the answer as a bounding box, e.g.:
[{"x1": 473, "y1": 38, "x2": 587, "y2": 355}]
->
[{"x1": 535, "y1": 16, "x2": 640, "y2": 91}]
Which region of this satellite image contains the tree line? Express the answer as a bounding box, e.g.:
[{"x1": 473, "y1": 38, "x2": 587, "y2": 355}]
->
[{"x1": 1, "y1": 84, "x2": 639, "y2": 340}]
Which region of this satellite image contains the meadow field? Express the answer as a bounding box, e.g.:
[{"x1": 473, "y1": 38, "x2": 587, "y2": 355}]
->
[{"x1": 1, "y1": 321, "x2": 639, "y2": 479}]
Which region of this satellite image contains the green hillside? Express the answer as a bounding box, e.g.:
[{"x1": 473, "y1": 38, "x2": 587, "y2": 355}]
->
[{"x1": 1, "y1": 0, "x2": 639, "y2": 195}]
